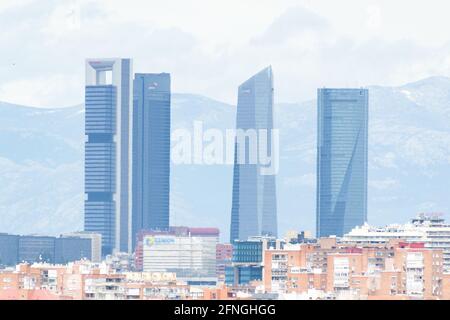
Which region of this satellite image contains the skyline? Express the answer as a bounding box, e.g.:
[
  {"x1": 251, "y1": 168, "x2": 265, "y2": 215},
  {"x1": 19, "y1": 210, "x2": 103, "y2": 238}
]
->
[
  {"x1": 4, "y1": 1, "x2": 450, "y2": 107},
  {"x1": 1, "y1": 0, "x2": 450, "y2": 305},
  {"x1": 0, "y1": 2, "x2": 447, "y2": 242},
  {"x1": 1, "y1": 59, "x2": 450, "y2": 301},
  {"x1": 79, "y1": 57, "x2": 448, "y2": 244},
  {"x1": 0, "y1": 75, "x2": 447, "y2": 241},
  {"x1": 83, "y1": 58, "x2": 374, "y2": 247}
]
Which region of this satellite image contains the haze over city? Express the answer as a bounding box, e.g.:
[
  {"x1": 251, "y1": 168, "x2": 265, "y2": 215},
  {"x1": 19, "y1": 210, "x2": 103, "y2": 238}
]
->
[{"x1": 0, "y1": 0, "x2": 449, "y2": 303}]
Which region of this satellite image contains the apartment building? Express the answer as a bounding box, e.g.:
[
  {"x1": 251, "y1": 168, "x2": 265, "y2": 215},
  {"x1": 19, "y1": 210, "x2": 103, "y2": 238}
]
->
[
  {"x1": 0, "y1": 261, "x2": 196, "y2": 300},
  {"x1": 263, "y1": 240, "x2": 445, "y2": 300},
  {"x1": 342, "y1": 214, "x2": 450, "y2": 272}
]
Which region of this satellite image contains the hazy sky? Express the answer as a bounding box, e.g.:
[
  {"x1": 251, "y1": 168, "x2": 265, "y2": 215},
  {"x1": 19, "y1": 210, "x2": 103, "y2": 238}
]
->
[{"x1": 2, "y1": 0, "x2": 450, "y2": 107}]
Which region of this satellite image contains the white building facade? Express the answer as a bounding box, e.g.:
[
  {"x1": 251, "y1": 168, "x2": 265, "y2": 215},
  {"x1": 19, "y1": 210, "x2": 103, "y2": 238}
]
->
[
  {"x1": 142, "y1": 232, "x2": 218, "y2": 284},
  {"x1": 342, "y1": 214, "x2": 450, "y2": 272}
]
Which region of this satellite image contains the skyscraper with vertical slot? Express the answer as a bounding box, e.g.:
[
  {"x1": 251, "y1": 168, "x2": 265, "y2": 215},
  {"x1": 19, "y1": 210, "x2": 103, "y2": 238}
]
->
[{"x1": 84, "y1": 58, "x2": 133, "y2": 255}]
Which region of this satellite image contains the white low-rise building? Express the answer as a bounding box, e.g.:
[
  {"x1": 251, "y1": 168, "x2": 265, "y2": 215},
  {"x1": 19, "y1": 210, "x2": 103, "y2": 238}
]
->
[
  {"x1": 342, "y1": 213, "x2": 450, "y2": 272},
  {"x1": 142, "y1": 228, "x2": 219, "y2": 285}
]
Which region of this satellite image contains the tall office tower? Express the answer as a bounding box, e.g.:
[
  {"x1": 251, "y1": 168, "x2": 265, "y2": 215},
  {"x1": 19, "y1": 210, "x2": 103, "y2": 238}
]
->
[
  {"x1": 316, "y1": 88, "x2": 369, "y2": 238},
  {"x1": 230, "y1": 66, "x2": 277, "y2": 243},
  {"x1": 85, "y1": 58, "x2": 133, "y2": 255},
  {"x1": 132, "y1": 73, "x2": 171, "y2": 249}
]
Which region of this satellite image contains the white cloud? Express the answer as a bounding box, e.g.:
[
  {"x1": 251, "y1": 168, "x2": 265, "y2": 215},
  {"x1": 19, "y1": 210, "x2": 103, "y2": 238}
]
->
[
  {"x1": 0, "y1": 0, "x2": 35, "y2": 13},
  {"x1": 0, "y1": 74, "x2": 83, "y2": 107},
  {"x1": 40, "y1": 1, "x2": 82, "y2": 37},
  {"x1": 251, "y1": 6, "x2": 329, "y2": 45},
  {"x1": 2, "y1": 1, "x2": 450, "y2": 106},
  {"x1": 366, "y1": 5, "x2": 382, "y2": 31}
]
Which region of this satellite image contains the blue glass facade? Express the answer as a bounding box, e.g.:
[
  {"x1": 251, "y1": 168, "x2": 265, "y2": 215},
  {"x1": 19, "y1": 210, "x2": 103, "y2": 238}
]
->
[
  {"x1": 230, "y1": 66, "x2": 277, "y2": 242},
  {"x1": 132, "y1": 73, "x2": 171, "y2": 248},
  {"x1": 84, "y1": 59, "x2": 133, "y2": 255},
  {"x1": 237, "y1": 266, "x2": 263, "y2": 284},
  {"x1": 118, "y1": 59, "x2": 132, "y2": 254},
  {"x1": 232, "y1": 240, "x2": 263, "y2": 264},
  {"x1": 0, "y1": 234, "x2": 91, "y2": 266},
  {"x1": 85, "y1": 85, "x2": 116, "y2": 254},
  {"x1": 316, "y1": 88, "x2": 369, "y2": 237},
  {"x1": 0, "y1": 234, "x2": 19, "y2": 266},
  {"x1": 225, "y1": 239, "x2": 272, "y2": 285},
  {"x1": 18, "y1": 236, "x2": 56, "y2": 263},
  {"x1": 54, "y1": 237, "x2": 92, "y2": 264},
  {"x1": 225, "y1": 265, "x2": 262, "y2": 285}
]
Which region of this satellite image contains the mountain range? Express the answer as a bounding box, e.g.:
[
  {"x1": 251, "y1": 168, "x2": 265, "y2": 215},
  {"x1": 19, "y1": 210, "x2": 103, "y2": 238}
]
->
[{"x1": 0, "y1": 76, "x2": 449, "y2": 241}]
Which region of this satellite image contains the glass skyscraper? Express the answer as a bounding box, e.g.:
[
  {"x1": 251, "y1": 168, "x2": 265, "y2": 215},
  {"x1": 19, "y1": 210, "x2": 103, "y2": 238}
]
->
[
  {"x1": 316, "y1": 88, "x2": 369, "y2": 237},
  {"x1": 84, "y1": 58, "x2": 133, "y2": 255},
  {"x1": 230, "y1": 66, "x2": 277, "y2": 242},
  {"x1": 132, "y1": 73, "x2": 171, "y2": 249}
]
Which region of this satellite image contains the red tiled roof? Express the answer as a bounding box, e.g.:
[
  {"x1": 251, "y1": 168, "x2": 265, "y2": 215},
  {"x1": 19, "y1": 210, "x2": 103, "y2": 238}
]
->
[{"x1": 188, "y1": 228, "x2": 220, "y2": 236}]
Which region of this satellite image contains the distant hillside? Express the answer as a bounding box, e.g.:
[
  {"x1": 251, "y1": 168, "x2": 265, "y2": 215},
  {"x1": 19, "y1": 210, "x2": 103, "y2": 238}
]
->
[{"x1": 0, "y1": 77, "x2": 449, "y2": 240}]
